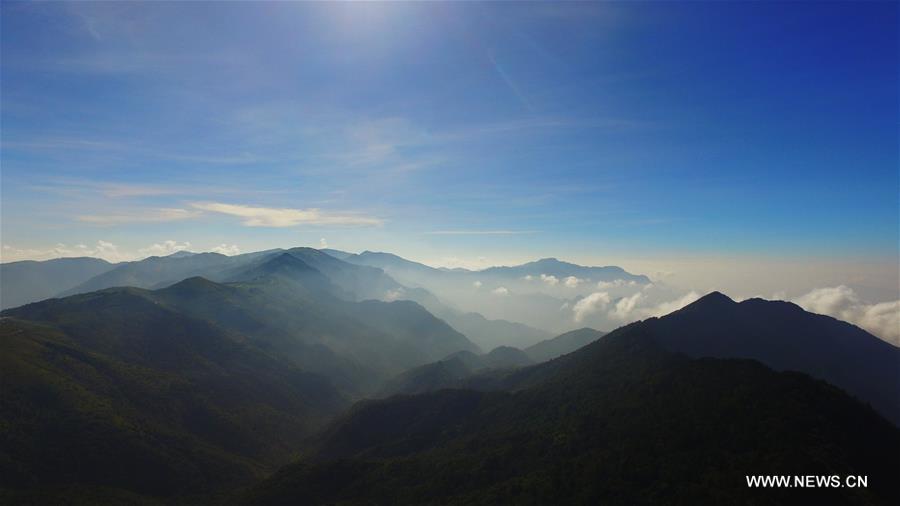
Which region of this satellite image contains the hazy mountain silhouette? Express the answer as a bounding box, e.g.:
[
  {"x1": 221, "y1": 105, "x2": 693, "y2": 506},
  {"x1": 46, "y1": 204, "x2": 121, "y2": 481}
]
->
[
  {"x1": 483, "y1": 346, "x2": 533, "y2": 369},
  {"x1": 4, "y1": 246, "x2": 898, "y2": 505},
  {"x1": 380, "y1": 346, "x2": 535, "y2": 397},
  {"x1": 328, "y1": 249, "x2": 650, "y2": 335},
  {"x1": 524, "y1": 327, "x2": 606, "y2": 362},
  {"x1": 1, "y1": 255, "x2": 487, "y2": 500},
  {"x1": 4, "y1": 248, "x2": 638, "y2": 351},
  {"x1": 58, "y1": 250, "x2": 277, "y2": 297},
  {"x1": 318, "y1": 248, "x2": 354, "y2": 261},
  {"x1": 407, "y1": 294, "x2": 551, "y2": 350},
  {"x1": 338, "y1": 251, "x2": 650, "y2": 286},
  {"x1": 320, "y1": 249, "x2": 552, "y2": 349},
  {"x1": 0, "y1": 288, "x2": 347, "y2": 500},
  {"x1": 0, "y1": 257, "x2": 114, "y2": 309},
  {"x1": 480, "y1": 257, "x2": 651, "y2": 284}
]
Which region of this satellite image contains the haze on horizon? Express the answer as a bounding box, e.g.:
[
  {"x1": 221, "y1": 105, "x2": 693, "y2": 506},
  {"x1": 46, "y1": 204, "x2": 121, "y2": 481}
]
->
[{"x1": 1, "y1": 3, "x2": 897, "y2": 316}]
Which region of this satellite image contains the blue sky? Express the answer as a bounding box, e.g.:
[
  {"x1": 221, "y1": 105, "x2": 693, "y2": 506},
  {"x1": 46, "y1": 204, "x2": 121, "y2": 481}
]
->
[{"x1": 1, "y1": 1, "x2": 897, "y2": 297}]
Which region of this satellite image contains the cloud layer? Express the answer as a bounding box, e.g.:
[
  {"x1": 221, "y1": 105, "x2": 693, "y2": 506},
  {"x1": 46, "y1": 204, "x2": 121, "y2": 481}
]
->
[
  {"x1": 793, "y1": 286, "x2": 899, "y2": 344},
  {"x1": 572, "y1": 292, "x2": 611, "y2": 322},
  {"x1": 191, "y1": 202, "x2": 383, "y2": 227},
  {"x1": 77, "y1": 208, "x2": 200, "y2": 224},
  {"x1": 571, "y1": 288, "x2": 701, "y2": 324}
]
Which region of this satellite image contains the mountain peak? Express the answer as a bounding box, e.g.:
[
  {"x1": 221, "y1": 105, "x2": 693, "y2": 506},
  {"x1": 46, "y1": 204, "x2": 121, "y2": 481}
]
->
[
  {"x1": 261, "y1": 252, "x2": 314, "y2": 271},
  {"x1": 160, "y1": 276, "x2": 226, "y2": 296},
  {"x1": 691, "y1": 291, "x2": 735, "y2": 307},
  {"x1": 359, "y1": 250, "x2": 401, "y2": 259}
]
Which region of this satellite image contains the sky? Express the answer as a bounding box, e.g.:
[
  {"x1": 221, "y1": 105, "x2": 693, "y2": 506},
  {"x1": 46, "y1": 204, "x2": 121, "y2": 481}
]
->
[{"x1": 1, "y1": 1, "x2": 898, "y2": 302}]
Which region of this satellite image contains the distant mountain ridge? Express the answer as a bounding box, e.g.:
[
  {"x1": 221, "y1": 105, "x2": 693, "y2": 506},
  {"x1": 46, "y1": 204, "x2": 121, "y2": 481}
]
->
[
  {"x1": 3, "y1": 248, "x2": 555, "y2": 350},
  {"x1": 480, "y1": 257, "x2": 650, "y2": 284},
  {"x1": 524, "y1": 327, "x2": 606, "y2": 362},
  {"x1": 379, "y1": 346, "x2": 535, "y2": 397},
  {"x1": 0, "y1": 257, "x2": 114, "y2": 309},
  {"x1": 325, "y1": 249, "x2": 651, "y2": 335},
  {"x1": 4, "y1": 253, "x2": 480, "y2": 395}
]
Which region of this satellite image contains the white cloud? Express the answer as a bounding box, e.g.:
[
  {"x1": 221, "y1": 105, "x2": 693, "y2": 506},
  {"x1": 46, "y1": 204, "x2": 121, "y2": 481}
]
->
[
  {"x1": 1, "y1": 240, "x2": 130, "y2": 263},
  {"x1": 210, "y1": 244, "x2": 241, "y2": 256},
  {"x1": 609, "y1": 292, "x2": 644, "y2": 320},
  {"x1": 793, "y1": 286, "x2": 859, "y2": 318},
  {"x1": 540, "y1": 274, "x2": 559, "y2": 286},
  {"x1": 319, "y1": 238, "x2": 328, "y2": 248},
  {"x1": 422, "y1": 255, "x2": 501, "y2": 271},
  {"x1": 138, "y1": 240, "x2": 192, "y2": 257},
  {"x1": 523, "y1": 275, "x2": 534, "y2": 281},
  {"x1": 597, "y1": 279, "x2": 638, "y2": 289},
  {"x1": 641, "y1": 291, "x2": 701, "y2": 318},
  {"x1": 492, "y1": 286, "x2": 509, "y2": 296},
  {"x1": 598, "y1": 290, "x2": 701, "y2": 322},
  {"x1": 191, "y1": 202, "x2": 383, "y2": 227},
  {"x1": 384, "y1": 288, "x2": 406, "y2": 302},
  {"x1": 473, "y1": 280, "x2": 483, "y2": 289},
  {"x1": 563, "y1": 276, "x2": 584, "y2": 288},
  {"x1": 572, "y1": 292, "x2": 611, "y2": 322},
  {"x1": 793, "y1": 286, "x2": 899, "y2": 344},
  {"x1": 77, "y1": 208, "x2": 200, "y2": 224}
]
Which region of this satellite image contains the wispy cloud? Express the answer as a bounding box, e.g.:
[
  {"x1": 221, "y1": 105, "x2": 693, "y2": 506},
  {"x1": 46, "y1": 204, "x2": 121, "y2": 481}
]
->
[
  {"x1": 138, "y1": 240, "x2": 192, "y2": 257},
  {"x1": 30, "y1": 178, "x2": 292, "y2": 200},
  {"x1": 191, "y1": 202, "x2": 383, "y2": 228},
  {"x1": 540, "y1": 274, "x2": 559, "y2": 286},
  {"x1": 77, "y1": 208, "x2": 201, "y2": 225},
  {"x1": 426, "y1": 230, "x2": 538, "y2": 235},
  {"x1": 97, "y1": 183, "x2": 191, "y2": 198},
  {"x1": 597, "y1": 279, "x2": 639, "y2": 289},
  {"x1": 1, "y1": 241, "x2": 127, "y2": 263},
  {"x1": 4, "y1": 137, "x2": 267, "y2": 166},
  {"x1": 210, "y1": 244, "x2": 241, "y2": 256}
]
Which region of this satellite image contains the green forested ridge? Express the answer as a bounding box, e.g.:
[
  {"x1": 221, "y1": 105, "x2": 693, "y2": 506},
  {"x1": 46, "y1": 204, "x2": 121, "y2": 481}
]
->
[
  {"x1": 241, "y1": 326, "x2": 900, "y2": 505},
  {"x1": 0, "y1": 254, "x2": 479, "y2": 502}
]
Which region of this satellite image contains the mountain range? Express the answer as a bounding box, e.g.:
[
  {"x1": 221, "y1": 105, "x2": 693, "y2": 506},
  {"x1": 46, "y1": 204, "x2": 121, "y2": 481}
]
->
[
  {"x1": 327, "y1": 250, "x2": 652, "y2": 333},
  {"x1": 0, "y1": 251, "x2": 481, "y2": 501},
  {"x1": 1, "y1": 248, "x2": 898, "y2": 503},
  {"x1": 2, "y1": 248, "x2": 556, "y2": 350}
]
